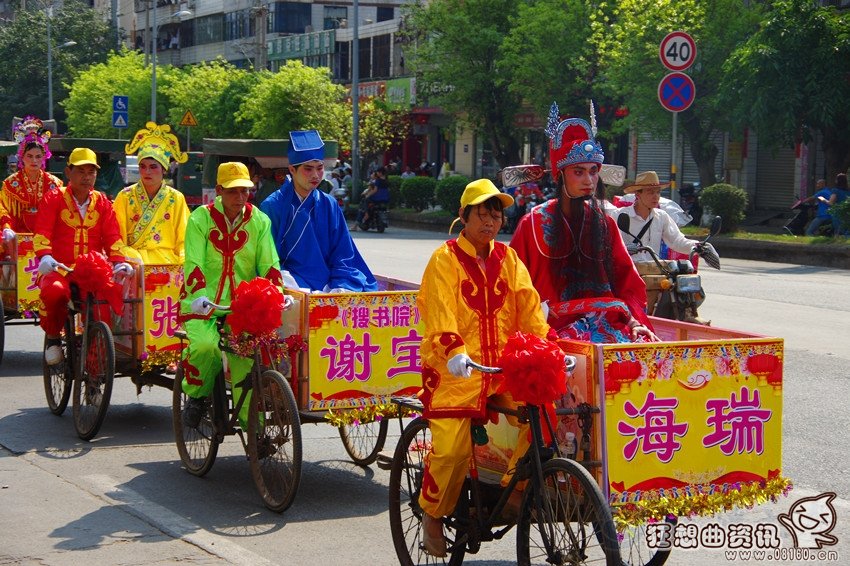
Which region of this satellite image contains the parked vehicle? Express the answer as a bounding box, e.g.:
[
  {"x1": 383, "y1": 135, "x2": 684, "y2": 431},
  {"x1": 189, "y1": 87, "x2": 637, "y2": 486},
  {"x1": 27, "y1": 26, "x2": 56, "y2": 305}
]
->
[
  {"x1": 617, "y1": 214, "x2": 722, "y2": 324},
  {"x1": 678, "y1": 182, "x2": 702, "y2": 226},
  {"x1": 124, "y1": 155, "x2": 139, "y2": 184},
  {"x1": 332, "y1": 185, "x2": 349, "y2": 211}
]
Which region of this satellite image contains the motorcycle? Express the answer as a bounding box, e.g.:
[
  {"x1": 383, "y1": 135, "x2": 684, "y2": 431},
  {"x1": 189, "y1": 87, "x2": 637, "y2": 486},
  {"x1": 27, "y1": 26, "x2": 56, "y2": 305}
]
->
[
  {"x1": 616, "y1": 214, "x2": 722, "y2": 325},
  {"x1": 358, "y1": 202, "x2": 389, "y2": 233},
  {"x1": 332, "y1": 185, "x2": 350, "y2": 211}
]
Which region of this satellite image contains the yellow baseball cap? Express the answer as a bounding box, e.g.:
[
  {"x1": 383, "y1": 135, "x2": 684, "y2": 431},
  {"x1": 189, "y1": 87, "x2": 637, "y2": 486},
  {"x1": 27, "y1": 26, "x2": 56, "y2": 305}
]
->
[
  {"x1": 460, "y1": 178, "x2": 513, "y2": 209},
  {"x1": 68, "y1": 147, "x2": 100, "y2": 169},
  {"x1": 217, "y1": 161, "x2": 253, "y2": 189}
]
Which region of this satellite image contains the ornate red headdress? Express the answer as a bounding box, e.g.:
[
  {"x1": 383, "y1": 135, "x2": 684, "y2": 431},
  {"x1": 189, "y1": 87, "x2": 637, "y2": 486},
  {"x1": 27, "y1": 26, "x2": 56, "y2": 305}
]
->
[
  {"x1": 13, "y1": 116, "x2": 52, "y2": 169},
  {"x1": 546, "y1": 101, "x2": 604, "y2": 173}
]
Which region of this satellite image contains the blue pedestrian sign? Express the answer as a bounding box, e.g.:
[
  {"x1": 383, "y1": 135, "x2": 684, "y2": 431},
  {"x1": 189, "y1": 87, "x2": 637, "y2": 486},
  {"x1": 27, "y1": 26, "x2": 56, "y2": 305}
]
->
[
  {"x1": 112, "y1": 95, "x2": 129, "y2": 129},
  {"x1": 657, "y1": 72, "x2": 696, "y2": 113}
]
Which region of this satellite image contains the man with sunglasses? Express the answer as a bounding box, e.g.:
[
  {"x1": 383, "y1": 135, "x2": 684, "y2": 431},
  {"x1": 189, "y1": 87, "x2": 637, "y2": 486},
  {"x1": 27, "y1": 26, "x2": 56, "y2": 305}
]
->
[
  {"x1": 178, "y1": 161, "x2": 283, "y2": 429},
  {"x1": 261, "y1": 130, "x2": 376, "y2": 293}
]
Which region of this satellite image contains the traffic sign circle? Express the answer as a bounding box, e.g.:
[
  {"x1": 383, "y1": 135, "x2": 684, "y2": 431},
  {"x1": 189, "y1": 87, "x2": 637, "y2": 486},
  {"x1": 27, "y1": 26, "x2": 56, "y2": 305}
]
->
[
  {"x1": 658, "y1": 72, "x2": 696, "y2": 113},
  {"x1": 659, "y1": 31, "x2": 696, "y2": 71}
]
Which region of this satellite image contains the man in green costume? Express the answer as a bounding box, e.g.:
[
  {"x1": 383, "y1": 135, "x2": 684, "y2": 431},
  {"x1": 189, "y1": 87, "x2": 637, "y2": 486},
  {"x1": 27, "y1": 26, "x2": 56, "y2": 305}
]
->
[{"x1": 179, "y1": 161, "x2": 283, "y2": 429}]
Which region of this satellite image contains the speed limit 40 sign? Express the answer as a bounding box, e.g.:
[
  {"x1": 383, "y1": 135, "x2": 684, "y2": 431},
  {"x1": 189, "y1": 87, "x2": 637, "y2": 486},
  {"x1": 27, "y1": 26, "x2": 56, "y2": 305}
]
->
[{"x1": 659, "y1": 31, "x2": 696, "y2": 71}]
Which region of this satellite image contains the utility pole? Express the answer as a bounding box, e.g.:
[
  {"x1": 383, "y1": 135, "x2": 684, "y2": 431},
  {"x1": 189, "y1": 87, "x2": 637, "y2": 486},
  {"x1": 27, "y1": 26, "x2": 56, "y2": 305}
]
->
[{"x1": 253, "y1": 1, "x2": 268, "y2": 71}]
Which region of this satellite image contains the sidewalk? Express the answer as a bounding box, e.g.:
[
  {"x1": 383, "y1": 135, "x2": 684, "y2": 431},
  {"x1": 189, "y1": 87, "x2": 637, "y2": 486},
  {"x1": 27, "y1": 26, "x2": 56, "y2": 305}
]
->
[{"x1": 387, "y1": 211, "x2": 850, "y2": 270}]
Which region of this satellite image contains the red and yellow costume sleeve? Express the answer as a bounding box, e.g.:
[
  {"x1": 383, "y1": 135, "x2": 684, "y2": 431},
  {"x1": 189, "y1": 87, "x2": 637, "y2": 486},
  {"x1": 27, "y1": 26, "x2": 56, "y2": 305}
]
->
[
  {"x1": 33, "y1": 187, "x2": 127, "y2": 266},
  {"x1": 418, "y1": 233, "x2": 551, "y2": 419}
]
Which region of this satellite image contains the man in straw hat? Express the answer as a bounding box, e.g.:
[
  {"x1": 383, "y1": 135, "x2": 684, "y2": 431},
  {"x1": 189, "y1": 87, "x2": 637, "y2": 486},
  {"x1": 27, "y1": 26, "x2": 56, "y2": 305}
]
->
[
  {"x1": 615, "y1": 171, "x2": 707, "y2": 262},
  {"x1": 261, "y1": 130, "x2": 376, "y2": 292},
  {"x1": 416, "y1": 178, "x2": 556, "y2": 556},
  {"x1": 613, "y1": 171, "x2": 718, "y2": 321},
  {"x1": 178, "y1": 161, "x2": 283, "y2": 430},
  {"x1": 34, "y1": 147, "x2": 135, "y2": 365},
  {"x1": 510, "y1": 102, "x2": 656, "y2": 343}
]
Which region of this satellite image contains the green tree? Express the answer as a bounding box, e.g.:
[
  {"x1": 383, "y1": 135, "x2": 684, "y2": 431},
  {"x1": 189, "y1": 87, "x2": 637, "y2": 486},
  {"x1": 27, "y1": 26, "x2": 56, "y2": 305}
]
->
[
  {"x1": 601, "y1": 0, "x2": 760, "y2": 187},
  {"x1": 162, "y1": 59, "x2": 253, "y2": 139},
  {"x1": 339, "y1": 97, "x2": 410, "y2": 179},
  {"x1": 0, "y1": 0, "x2": 116, "y2": 133},
  {"x1": 721, "y1": 0, "x2": 850, "y2": 181},
  {"x1": 500, "y1": 0, "x2": 615, "y2": 122},
  {"x1": 63, "y1": 50, "x2": 180, "y2": 137},
  {"x1": 237, "y1": 60, "x2": 347, "y2": 139},
  {"x1": 403, "y1": 0, "x2": 524, "y2": 168}
]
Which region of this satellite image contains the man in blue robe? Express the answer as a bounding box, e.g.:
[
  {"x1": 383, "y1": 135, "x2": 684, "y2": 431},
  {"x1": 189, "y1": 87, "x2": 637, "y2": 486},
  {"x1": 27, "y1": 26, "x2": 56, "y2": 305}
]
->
[{"x1": 261, "y1": 130, "x2": 378, "y2": 292}]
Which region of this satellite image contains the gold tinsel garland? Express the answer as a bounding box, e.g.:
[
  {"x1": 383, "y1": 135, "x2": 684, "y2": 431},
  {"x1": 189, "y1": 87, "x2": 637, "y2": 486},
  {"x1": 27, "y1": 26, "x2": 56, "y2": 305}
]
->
[
  {"x1": 139, "y1": 349, "x2": 182, "y2": 373},
  {"x1": 324, "y1": 402, "x2": 420, "y2": 427},
  {"x1": 612, "y1": 476, "x2": 793, "y2": 530},
  {"x1": 17, "y1": 298, "x2": 42, "y2": 318}
]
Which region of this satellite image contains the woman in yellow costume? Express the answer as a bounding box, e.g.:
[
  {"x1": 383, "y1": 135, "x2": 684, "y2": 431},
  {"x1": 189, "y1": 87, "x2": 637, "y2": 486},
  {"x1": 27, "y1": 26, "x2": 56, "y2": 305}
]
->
[
  {"x1": 0, "y1": 116, "x2": 63, "y2": 239},
  {"x1": 417, "y1": 178, "x2": 555, "y2": 557},
  {"x1": 113, "y1": 122, "x2": 190, "y2": 264}
]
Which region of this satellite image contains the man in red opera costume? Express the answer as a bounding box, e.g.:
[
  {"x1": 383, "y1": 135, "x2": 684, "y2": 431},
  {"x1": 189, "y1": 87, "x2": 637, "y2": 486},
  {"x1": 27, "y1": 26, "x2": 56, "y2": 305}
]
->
[{"x1": 510, "y1": 102, "x2": 657, "y2": 344}]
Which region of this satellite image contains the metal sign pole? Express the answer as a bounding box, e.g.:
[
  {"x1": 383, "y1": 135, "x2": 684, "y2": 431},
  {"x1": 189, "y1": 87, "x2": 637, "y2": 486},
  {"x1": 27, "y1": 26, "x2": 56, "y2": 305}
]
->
[{"x1": 671, "y1": 112, "x2": 678, "y2": 204}]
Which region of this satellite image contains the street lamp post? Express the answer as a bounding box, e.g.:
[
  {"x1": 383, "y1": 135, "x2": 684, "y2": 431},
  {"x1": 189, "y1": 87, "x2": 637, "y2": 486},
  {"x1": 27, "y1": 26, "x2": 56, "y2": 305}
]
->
[
  {"x1": 46, "y1": 6, "x2": 77, "y2": 122},
  {"x1": 151, "y1": 5, "x2": 192, "y2": 121}
]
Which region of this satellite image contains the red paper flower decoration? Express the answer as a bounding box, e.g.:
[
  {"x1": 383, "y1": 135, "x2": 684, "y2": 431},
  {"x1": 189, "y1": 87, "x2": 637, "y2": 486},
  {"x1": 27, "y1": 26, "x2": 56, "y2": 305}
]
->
[
  {"x1": 228, "y1": 277, "x2": 285, "y2": 337},
  {"x1": 496, "y1": 332, "x2": 567, "y2": 406},
  {"x1": 70, "y1": 252, "x2": 123, "y2": 315}
]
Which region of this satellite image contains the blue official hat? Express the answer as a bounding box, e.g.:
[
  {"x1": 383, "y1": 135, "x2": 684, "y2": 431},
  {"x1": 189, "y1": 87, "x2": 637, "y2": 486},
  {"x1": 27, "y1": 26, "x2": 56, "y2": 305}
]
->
[{"x1": 288, "y1": 130, "x2": 325, "y2": 166}]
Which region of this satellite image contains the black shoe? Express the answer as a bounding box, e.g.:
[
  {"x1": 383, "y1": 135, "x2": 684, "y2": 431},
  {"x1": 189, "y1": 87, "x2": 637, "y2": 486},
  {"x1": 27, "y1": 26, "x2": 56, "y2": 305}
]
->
[{"x1": 182, "y1": 396, "x2": 207, "y2": 429}]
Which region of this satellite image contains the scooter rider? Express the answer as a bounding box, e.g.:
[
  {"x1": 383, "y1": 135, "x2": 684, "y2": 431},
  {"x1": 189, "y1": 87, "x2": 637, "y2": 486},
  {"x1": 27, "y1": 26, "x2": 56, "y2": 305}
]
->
[{"x1": 611, "y1": 171, "x2": 718, "y2": 321}]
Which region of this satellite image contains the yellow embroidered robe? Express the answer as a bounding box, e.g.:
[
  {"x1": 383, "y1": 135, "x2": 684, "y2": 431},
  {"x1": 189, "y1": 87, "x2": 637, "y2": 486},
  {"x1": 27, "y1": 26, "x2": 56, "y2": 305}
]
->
[{"x1": 113, "y1": 182, "x2": 190, "y2": 265}]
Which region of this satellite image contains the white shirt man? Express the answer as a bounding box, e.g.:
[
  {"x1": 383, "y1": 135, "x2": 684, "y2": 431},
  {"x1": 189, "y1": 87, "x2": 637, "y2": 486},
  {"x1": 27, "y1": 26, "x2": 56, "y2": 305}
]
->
[{"x1": 611, "y1": 171, "x2": 698, "y2": 263}]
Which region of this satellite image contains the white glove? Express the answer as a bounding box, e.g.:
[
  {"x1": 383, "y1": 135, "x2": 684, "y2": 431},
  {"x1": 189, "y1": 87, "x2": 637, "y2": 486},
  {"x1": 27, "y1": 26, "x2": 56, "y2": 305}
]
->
[
  {"x1": 281, "y1": 270, "x2": 300, "y2": 289},
  {"x1": 113, "y1": 262, "x2": 135, "y2": 277},
  {"x1": 190, "y1": 296, "x2": 214, "y2": 316},
  {"x1": 447, "y1": 353, "x2": 473, "y2": 378},
  {"x1": 38, "y1": 255, "x2": 69, "y2": 276},
  {"x1": 2, "y1": 228, "x2": 15, "y2": 241},
  {"x1": 328, "y1": 287, "x2": 350, "y2": 294},
  {"x1": 540, "y1": 300, "x2": 550, "y2": 321}
]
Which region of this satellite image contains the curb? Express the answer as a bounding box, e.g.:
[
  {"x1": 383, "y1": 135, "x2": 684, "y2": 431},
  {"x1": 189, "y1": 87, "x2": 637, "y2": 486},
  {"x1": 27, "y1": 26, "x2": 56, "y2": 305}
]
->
[{"x1": 388, "y1": 211, "x2": 850, "y2": 270}]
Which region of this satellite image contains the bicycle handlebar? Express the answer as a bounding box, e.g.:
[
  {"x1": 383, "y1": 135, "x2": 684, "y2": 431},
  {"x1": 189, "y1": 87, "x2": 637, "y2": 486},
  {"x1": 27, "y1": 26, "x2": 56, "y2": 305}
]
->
[
  {"x1": 466, "y1": 355, "x2": 576, "y2": 375},
  {"x1": 202, "y1": 294, "x2": 295, "y2": 314}
]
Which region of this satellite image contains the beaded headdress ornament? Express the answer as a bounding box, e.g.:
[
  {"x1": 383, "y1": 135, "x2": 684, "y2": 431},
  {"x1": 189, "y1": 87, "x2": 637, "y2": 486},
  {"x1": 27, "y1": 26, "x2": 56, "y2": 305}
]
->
[
  {"x1": 14, "y1": 116, "x2": 52, "y2": 169},
  {"x1": 125, "y1": 121, "x2": 188, "y2": 168}
]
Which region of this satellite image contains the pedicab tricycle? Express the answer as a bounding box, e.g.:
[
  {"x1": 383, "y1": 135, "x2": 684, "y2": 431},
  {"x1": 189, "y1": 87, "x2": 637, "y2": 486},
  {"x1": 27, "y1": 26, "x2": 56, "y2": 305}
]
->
[
  {"x1": 171, "y1": 276, "x2": 424, "y2": 512},
  {"x1": 39, "y1": 256, "x2": 186, "y2": 440},
  {"x1": 386, "y1": 310, "x2": 789, "y2": 565},
  {"x1": 0, "y1": 234, "x2": 43, "y2": 366}
]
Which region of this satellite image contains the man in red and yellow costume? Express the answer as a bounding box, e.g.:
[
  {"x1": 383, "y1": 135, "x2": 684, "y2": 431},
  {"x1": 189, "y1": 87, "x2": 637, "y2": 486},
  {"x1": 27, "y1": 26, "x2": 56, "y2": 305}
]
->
[
  {"x1": 417, "y1": 178, "x2": 554, "y2": 556},
  {"x1": 510, "y1": 102, "x2": 656, "y2": 343},
  {"x1": 34, "y1": 147, "x2": 133, "y2": 365}
]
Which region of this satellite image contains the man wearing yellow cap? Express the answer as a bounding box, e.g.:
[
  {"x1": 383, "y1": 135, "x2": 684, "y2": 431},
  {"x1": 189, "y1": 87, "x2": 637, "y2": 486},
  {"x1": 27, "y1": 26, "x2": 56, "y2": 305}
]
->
[
  {"x1": 416, "y1": 178, "x2": 554, "y2": 556},
  {"x1": 113, "y1": 143, "x2": 190, "y2": 265},
  {"x1": 178, "y1": 161, "x2": 283, "y2": 430},
  {"x1": 34, "y1": 147, "x2": 134, "y2": 365}
]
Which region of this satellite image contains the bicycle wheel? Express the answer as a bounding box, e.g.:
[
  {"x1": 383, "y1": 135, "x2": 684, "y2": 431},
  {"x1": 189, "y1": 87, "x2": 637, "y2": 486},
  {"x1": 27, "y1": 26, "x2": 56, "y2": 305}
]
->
[
  {"x1": 72, "y1": 321, "x2": 114, "y2": 441},
  {"x1": 517, "y1": 458, "x2": 619, "y2": 566},
  {"x1": 43, "y1": 320, "x2": 73, "y2": 416},
  {"x1": 247, "y1": 370, "x2": 302, "y2": 513},
  {"x1": 617, "y1": 515, "x2": 675, "y2": 566},
  {"x1": 339, "y1": 417, "x2": 389, "y2": 466},
  {"x1": 172, "y1": 365, "x2": 219, "y2": 477},
  {"x1": 388, "y1": 418, "x2": 465, "y2": 566}
]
